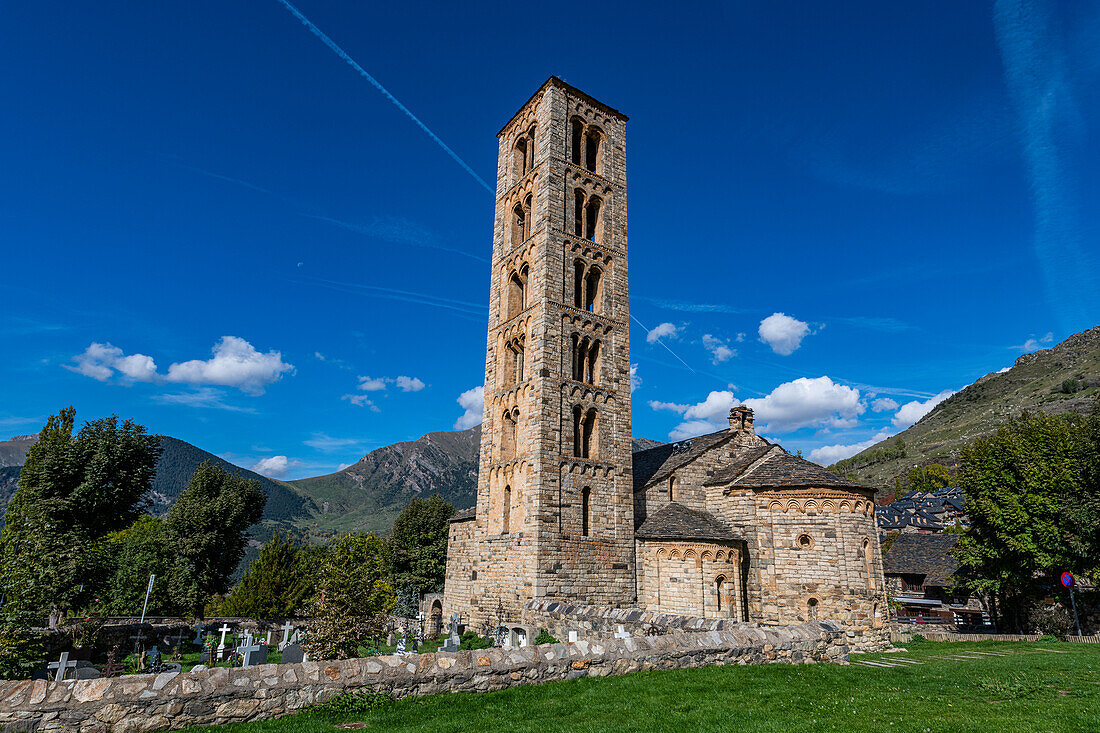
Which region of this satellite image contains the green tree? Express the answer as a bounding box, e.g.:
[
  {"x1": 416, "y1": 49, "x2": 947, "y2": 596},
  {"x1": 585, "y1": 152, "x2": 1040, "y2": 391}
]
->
[
  {"x1": 303, "y1": 533, "x2": 394, "y2": 660},
  {"x1": 954, "y1": 409, "x2": 1100, "y2": 630},
  {"x1": 98, "y1": 515, "x2": 176, "y2": 616},
  {"x1": 389, "y1": 495, "x2": 455, "y2": 596},
  {"x1": 163, "y1": 461, "x2": 266, "y2": 617},
  {"x1": 219, "y1": 533, "x2": 316, "y2": 619},
  {"x1": 906, "y1": 463, "x2": 952, "y2": 493},
  {"x1": 0, "y1": 407, "x2": 161, "y2": 626}
]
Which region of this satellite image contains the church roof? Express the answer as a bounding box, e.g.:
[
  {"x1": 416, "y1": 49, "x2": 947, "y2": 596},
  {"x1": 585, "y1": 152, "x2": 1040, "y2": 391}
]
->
[
  {"x1": 635, "y1": 502, "x2": 743, "y2": 542},
  {"x1": 450, "y1": 506, "x2": 476, "y2": 522},
  {"x1": 631, "y1": 429, "x2": 737, "y2": 493},
  {"x1": 714, "y1": 450, "x2": 873, "y2": 491},
  {"x1": 498, "y1": 76, "x2": 629, "y2": 137},
  {"x1": 702, "y1": 444, "x2": 777, "y2": 486}
]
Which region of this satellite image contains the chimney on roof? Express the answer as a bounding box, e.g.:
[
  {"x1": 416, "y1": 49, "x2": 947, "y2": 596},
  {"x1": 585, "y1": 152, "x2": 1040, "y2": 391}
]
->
[{"x1": 729, "y1": 405, "x2": 755, "y2": 437}]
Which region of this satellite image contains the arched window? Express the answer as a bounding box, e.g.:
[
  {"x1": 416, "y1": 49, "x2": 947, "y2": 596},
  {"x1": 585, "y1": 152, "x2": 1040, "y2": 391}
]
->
[
  {"x1": 502, "y1": 485, "x2": 511, "y2": 534},
  {"x1": 581, "y1": 486, "x2": 591, "y2": 536},
  {"x1": 862, "y1": 538, "x2": 874, "y2": 588},
  {"x1": 574, "y1": 189, "x2": 585, "y2": 238},
  {"x1": 584, "y1": 267, "x2": 602, "y2": 312},
  {"x1": 585, "y1": 340, "x2": 600, "y2": 384},
  {"x1": 584, "y1": 196, "x2": 601, "y2": 241},
  {"x1": 668, "y1": 475, "x2": 677, "y2": 502},
  {"x1": 506, "y1": 266, "x2": 528, "y2": 319},
  {"x1": 513, "y1": 137, "x2": 528, "y2": 179},
  {"x1": 807, "y1": 598, "x2": 819, "y2": 620},
  {"x1": 501, "y1": 409, "x2": 517, "y2": 461},
  {"x1": 585, "y1": 127, "x2": 601, "y2": 172},
  {"x1": 572, "y1": 405, "x2": 582, "y2": 457},
  {"x1": 573, "y1": 260, "x2": 585, "y2": 307},
  {"x1": 512, "y1": 203, "x2": 526, "y2": 246},
  {"x1": 570, "y1": 336, "x2": 600, "y2": 385},
  {"x1": 570, "y1": 118, "x2": 584, "y2": 166},
  {"x1": 715, "y1": 576, "x2": 726, "y2": 613},
  {"x1": 526, "y1": 125, "x2": 536, "y2": 171},
  {"x1": 504, "y1": 337, "x2": 525, "y2": 386},
  {"x1": 580, "y1": 407, "x2": 598, "y2": 459}
]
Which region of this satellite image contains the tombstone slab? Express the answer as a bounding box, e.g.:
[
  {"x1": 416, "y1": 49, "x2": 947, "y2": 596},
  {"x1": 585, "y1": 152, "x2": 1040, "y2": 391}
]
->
[
  {"x1": 240, "y1": 644, "x2": 267, "y2": 667},
  {"x1": 280, "y1": 643, "x2": 306, "y2": 665}
]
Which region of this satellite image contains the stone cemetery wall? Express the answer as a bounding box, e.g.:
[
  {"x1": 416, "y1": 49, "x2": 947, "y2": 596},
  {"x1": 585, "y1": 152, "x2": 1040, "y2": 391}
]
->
[
  {"x1": 0, "y1": 622, "x2": 847, "y2": 732},
  {"x1": 521, "y1": 599, "x2": 889, "y2": 650}
]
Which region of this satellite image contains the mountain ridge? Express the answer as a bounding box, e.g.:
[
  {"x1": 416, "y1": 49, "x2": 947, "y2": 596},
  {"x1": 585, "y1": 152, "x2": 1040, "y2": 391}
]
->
[{"x1": 830, "y1": 325, "x2": 1100, "y2": 493}]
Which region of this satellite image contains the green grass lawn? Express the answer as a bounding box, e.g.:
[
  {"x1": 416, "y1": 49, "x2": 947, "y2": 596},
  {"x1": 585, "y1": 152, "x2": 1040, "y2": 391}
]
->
[{"x1": 181, "y1": 641, "x2": 1099, "y2": 733}]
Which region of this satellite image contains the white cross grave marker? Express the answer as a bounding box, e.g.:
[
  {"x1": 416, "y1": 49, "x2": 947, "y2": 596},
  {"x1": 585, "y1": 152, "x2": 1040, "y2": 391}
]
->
[
  {"x1": 279, "y1": 621, "x2": 295, "y2": 650},
  {"x1": 48, "y1": 652, "x2": 78, "y2": 682},
  {"x1": 614, "y1": 625, "x2": 631, "y2": 639}
]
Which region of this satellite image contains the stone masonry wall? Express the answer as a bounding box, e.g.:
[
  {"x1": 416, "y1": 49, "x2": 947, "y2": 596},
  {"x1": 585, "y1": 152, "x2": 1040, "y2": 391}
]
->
[{"x1": 0, "y1": 623, "x2": 847, "y2": 733}]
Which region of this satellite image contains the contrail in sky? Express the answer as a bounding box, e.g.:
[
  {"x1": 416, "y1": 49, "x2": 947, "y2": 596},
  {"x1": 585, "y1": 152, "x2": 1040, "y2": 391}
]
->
[{"x1": 273, "y1": 0, "x2": 494, "y2": 194}]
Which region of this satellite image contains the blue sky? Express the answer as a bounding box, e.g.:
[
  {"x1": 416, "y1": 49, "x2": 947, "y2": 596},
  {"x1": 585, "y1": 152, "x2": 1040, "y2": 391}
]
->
[{"x1": 2, "y1": 1, "x2": 1098, "y2": 478}]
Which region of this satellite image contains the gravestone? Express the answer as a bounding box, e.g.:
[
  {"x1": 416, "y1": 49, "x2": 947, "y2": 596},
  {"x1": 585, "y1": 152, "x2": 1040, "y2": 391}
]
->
[
  {"x1": 278, "y1": 621, "x2": 295, "y2": 651},
  {"x1": 197, "y1": 651, "x2": 210, "y2": 664},
  {"x1": 216, "y1": 624, "x2": 232, "y2": 661},
  {"x1": 280, "y1": 643, "x2": 305, "y2": 664},
  {"x1": 48, "y1": 652, "x2": 78, "y2": 682},
  {"x1": 614, "y1": 625, "x2": 631, "y2": 639},
  {"x1": 192, "y1": 625, "x2": 204, "y2": 646},
  {"x1": 240, "y1": 644, "x2": 267, "y2": 667},
  {"x1": 72, "y1": 664, "x2": 101, "y2": 681},
  {"x1": 395, "y1": 638, "x2": 407, "y2": 655},
  {"x1": 386, "y1": 632, "x2": 396, "y2": 647},
  {"x1": 441, "y1": 622, "x2": 461, "y2": 652}
]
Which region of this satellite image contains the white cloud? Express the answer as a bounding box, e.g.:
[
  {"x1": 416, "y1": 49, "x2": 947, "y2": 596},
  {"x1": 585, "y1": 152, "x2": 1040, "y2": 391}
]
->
[
  {"x1": 165, "y1": 336, "x2": 294, "y2": 395},
  {"x1": 251, "y1": 455, "x2": 298, "y2": 478},
  {"x1": 758, "y1": 313, "x2": 811, "y2": 355},
  {"x1": 342, "y1": 393, "x2": 380, "y2": 412},
  {"x1": 357, "y1": 376, "x2": 389, "y2": 391},
  {"x1": 660, "y1": 390, "x2": 740, "y2": 441},
  {"x1": 649, "y1": 400, "x2": 690, "y2": 413},
  {"x1": 1016, "y1": 332, "x2": 1054, "y2": 352},
  {"x1": 314, "y1": 351, "x2": 327, "y2": 361},
  {"x1": 809, "y1": 430, "x2": 894, "y2": 465},
  {"x1": 67, "y1": 343, "x2": 158, "y2": 382},
  {"x1": 647, "y1": 322, "x2": 680, "y2": 344},
  {"x1": 871, "y1": 397, "x2": 899, "y2": 412},
  {"x1": 997, "y1": 366, "x2": 1012, "y2": 373},
  {"x1": 355, "y1": 375, "x2": 426, "y2": 393},
  {"x1": 337, "y1": 463, "x2": 351, "y2": 471},
  {"x1": 304, "y1": 433, "x2": 367, "y2": 452},
  {"x1": 735, "y1": 333, "x2": 746, "y2": 343},
  {"x1": 743, "y1": 376, "x2": 864, "y2": 432},
  {"x1": 630, "y1": 364, "x2": 641, "y2": 392},
  {"x1": 395, "y1": 376, "x2": 426, "y2": 392},
  {"x1": 154, "y1": 387, "x2": 255, "y2": 412},
  {"x1": 702, "y1": 334, "x2": 735, "y2": 363},
  {"x1": 454, "y1": 386, "x2": 485, "y2": 429},
  {"x1": 892, "y1": 390, "x2": 955, "y2": 429}
]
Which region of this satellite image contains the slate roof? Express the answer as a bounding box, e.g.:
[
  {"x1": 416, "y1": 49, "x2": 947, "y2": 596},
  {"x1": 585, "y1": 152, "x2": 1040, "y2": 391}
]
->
[
  {"x1": 635, "y1": 502, "x2": 743, "y2": 542},
  {"x1": 631, "y1": 429, "x2": 735, "y2": 492},
  {"x1": 718, "y1": 450, "x2": 872, "y2": 490},
  {"x1": 882, "y1": 533, "x2": 960, "y2": 586},
  {"x1": 450, "y1": 506, "x2": 476, "y2": 522},
  {"x1": 702, "y1": 444, "x2": 776, "y2": 486}
]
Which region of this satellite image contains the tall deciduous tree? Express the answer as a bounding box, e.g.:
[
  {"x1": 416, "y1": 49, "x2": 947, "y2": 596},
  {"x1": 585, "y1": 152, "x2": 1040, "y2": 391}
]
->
[
  {"x1": 955, "y1": 408, "x2": 1100, "y2": 630},
  {"x1": 389, "y1": 495, "x2": 455, "y2": 596},
  {"x1": 0, "y1": 407, "x2": 161, "y2": 626},
  {"x1": 906, "y1": 463, "x2": 952, "y2": 493},
  {"x1": 164, "y1": 461, "x2": 265, "y2": 617},
  {"x1": 303, "y1": 533, "x2": 394, "y2": 660},
  {"x1": 218, "y1": 534, "x2": 316, "y2": 620},
  {"x1": 98, "y1": 516, "x2": 175, "y2": 616}
]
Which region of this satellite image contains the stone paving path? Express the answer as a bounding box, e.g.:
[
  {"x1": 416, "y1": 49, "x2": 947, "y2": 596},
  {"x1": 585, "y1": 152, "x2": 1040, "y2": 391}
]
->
[{"x1": 853, "y1": 649, "x2": 1016, "y2": 668}]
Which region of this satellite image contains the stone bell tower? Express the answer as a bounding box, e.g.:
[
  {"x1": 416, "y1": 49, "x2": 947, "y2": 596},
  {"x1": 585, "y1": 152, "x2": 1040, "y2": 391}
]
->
[{"x1": 454, "y1": 77, "x2": 635, "y2": 625}]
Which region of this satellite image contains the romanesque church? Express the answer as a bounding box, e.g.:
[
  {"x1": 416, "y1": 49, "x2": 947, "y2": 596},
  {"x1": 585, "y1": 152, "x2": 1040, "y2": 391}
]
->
[{"x1": 443, "y1": 78, "x2": 887, "y2": 634}]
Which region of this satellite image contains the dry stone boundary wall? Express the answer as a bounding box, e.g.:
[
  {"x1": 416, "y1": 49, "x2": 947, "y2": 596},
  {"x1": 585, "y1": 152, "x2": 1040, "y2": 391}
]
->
[{"x1": 0, "y1": 622, "x2": 847, "y2": 733}]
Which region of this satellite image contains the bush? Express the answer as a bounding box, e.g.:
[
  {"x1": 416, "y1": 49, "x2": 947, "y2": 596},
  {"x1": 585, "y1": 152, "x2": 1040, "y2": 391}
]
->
[
  {"x1": 309, "y1": 688, "x2": 393, "y2": 717},
  {"x1": 908, "y1": 633, "x2": 927, "y2": 644},
  {"x1": 458, "y1": 631, "x2": 492, "y2": 650},
  {"x1": 1038, "y1": 634, "x2": 1058, "y2": 642},
  {"x1": 534, "y1": 629, "x2": 558, "y2": 645}
]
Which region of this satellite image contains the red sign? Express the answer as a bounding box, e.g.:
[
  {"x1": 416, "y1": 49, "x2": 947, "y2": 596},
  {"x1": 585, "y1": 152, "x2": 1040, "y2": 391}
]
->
[{"x1": 1061, "y1": 572, "x2": 1075, "y2": 589}]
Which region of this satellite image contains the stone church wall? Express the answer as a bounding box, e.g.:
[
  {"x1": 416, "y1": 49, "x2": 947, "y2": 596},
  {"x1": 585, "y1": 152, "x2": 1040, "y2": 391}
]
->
[
  {"x1": 635, "y1": 540, "x2": 744, "y2": 620},
  {"x1": 1, "y1": 624, "x2": 848, "y2": 732}
]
